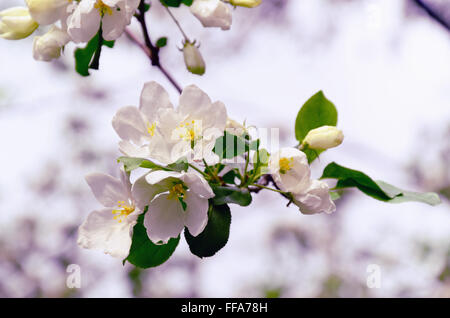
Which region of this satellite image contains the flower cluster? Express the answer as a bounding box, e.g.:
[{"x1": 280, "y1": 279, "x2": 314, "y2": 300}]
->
[
  {"x1": 0, "y1": 0, "x2": 262, "y2": 74},
  {"x1": 79, "y1": 81, "x2": 343, "y2": 262}
]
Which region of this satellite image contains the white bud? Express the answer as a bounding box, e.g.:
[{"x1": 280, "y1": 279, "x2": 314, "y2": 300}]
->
[
  {"x1": 229, "y1": 0, "x2": 262, "y2": 8},
  {"x1": 190, "y1": 0, "x2": 232, "y2": 30},
  {"x1": 26, "y1": 0, "x2": 69, "y2": 25},
  {"x1": 302, "y1": 126, "x2": 344, "y2": 150},
  {"x1": 33, "y1": 25, "x2": 70, "y2": 61},
  {"x1": 225, "y1": 118, "x2": 247, "y2": 136},
  {"x1": 183, "y1": 41, "x2": 206, "y2": 75},
  {"x1": 0, "y1": 7, "x2": 38, "y2": 40}
]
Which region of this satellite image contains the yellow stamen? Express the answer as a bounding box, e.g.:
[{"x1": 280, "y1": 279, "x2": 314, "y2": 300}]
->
[
  {"x1": 94, "y1": 0, "x2": 113, "y2": 16},
  {"x1": 147, "y1": 122, "x2": 156, "y2": 137},
  {"x1": 279, "y1": 157, "x2": 294, "y2": 174},
  {"x1": 112, "y1": 200, "x2": 135, "y2": 223},
  {"x1": 167, "y1": 184, "x2": 186, "y2": 200}
]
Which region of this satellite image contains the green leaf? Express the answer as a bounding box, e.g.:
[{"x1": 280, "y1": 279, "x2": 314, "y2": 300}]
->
[
  {"x1": 126, "y1": 210, "x2": 180, "y2": 268},
  {"x1": 159, "y1": 0, "x2": 190, "y2": 7},
  {"x1": 184, "y1": 203, "x2": 231, "y2": 258},
  {"x1": 156, "y1": 37, "x2": 168, "y2": 48},
  {"x1": 321, "y1": 162, "x2": 441, "y2": 206},
  {"x1": 212, "y1": 185, "x2": 252, "y2": 206},
  {"x1": 222, "y1": 169, "x2": 238, "y2": 184},
  {"x1": 213, "y1": 132, "x2": 258, "y2": 160},
  {"x1": 295, "y1": 91, "x2": 338, "y2": 143},
  {"x1": 166, "y1": 157, "x2": 189, "y2": 172},
  {"x1": 117, "y1": 157, "x2": 161, "y2": 172},
  {"x1": 74, "y1": 28, "x2": 114, "y2": 77}
]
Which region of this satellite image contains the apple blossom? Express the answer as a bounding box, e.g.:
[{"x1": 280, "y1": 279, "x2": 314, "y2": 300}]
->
[
  {"x1": 33, "y1": 25, "x2": 71, "y2": 61},
  {"x1": 293, "y1": 180, "x2": 336, "y2": 215},
  {"x1": 0, "y1": 7, "x2": 38, "y2": 40},
  {"x1": 268, "y1": 147, "x2": 311, "y2": 194},
  {"x1": 302, "y1": 125, "x2": 344, "y2": 150},
  {"x1": 132, "y1": 170, "x2": 215, "y2": 244},
  {"x1": 67, "y1": 0, "x2": 139, "y2": 43},
  {"x1": 190, "y1": 0, "x2": 232, "y2": 30},
  {"x1": 78, "y1": 169, "x2": 143, "y2": 259}
]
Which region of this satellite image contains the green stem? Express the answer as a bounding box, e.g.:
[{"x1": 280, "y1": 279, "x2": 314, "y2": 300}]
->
[
  {"x1": 250, "y1": 183, "x2": 287, "y2": 195},
  {"x1": 188, "y1": 163, "x2": 208, "y2": 177}
]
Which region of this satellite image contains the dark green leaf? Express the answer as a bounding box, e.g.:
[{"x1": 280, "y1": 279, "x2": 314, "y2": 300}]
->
[
  {"x1": 159, "y1": 0, "x2": 182, "y2": 7},
  {"x1": 295, "y1": 91, "x2": 338, "y2": 142},
  {"x1": 213, "y1": 132, "x2": 257, "y2": 160},
  {"x1": 156, "y1": 37, "x2": 168, "y2": 48},
  {"x1": 212, "y1": 185, "x2": 252, "y2": 206},
  {"x1": 184, "y1": 203, "x2": 231, "y2": 258},
  {"x1": 126, "y1": 210, "x2": 180, "y2": 268},
  {"x1": 222, "y1": 170, "x2": 238, "y2": 184},
  {"x1": 321, "y1": 162, "x2": 441, "y2": 206}
]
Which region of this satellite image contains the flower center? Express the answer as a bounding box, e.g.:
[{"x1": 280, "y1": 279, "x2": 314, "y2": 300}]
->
[
  {"x1": 94, "y1": 0, "x2": 113, "y2": 16},
  {"x1": 167, "y1": 183, "x2": 186, "y2": 200},
  {"x1": 147, "y1": 122, "x2": 156, "y2": 137},
  {"x1": 112, "y1": 200, "x2": 135, "y2": 223},
  {"x1": 177, "y1": 120, "x2": 201, "y2": 142},
  {"x1": 279, "y1": 157, "x2": 294, "y2": 174}
]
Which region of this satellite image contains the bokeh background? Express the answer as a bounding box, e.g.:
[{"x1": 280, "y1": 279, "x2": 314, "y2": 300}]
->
[{"x1": 0, "y1": 0, "x2": 449, "y2": 297}]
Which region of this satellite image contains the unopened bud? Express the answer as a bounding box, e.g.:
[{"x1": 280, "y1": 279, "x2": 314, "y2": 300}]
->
[
  {"x1": 0, "y1": 7, "x2": 38, "y2": 40},
  {"x1": 183, "y1": 41, "x2": 206, "y2": 75},
  {"x1": 33, "y1": 25, "x2": 70, "y2": 61},
  {"x1": 229, "y1": 0, "x2": 262, "y2": 8},
  {"x1": 302, "y1": 126, "x2": 344, "y2": 150}
]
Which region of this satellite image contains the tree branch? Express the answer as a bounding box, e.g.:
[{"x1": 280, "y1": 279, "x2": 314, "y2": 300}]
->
[
  {"x1": 412, "y1": 0, "x2": 450, "y2": 32},
  {"x1": 126, "y1": 1, "x2": 183, "y2": 94}
]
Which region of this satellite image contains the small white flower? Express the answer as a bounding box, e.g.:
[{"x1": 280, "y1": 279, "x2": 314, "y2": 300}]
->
[
  {"x1": 190, "y1": 0, "x2": 232, "y2": 30},
  {"x1": 0, "y1": 7, "x2": 38, "y2": 40},
  {"x1": 132, "y1": 170, "x2": 215, "y2": 244},
  {"x1": 112, "y1": 81, "x2": 174, "y2": 163},
  {"x1": 293, "y1": 180, "x2": 336, "y2": 214},
  {"x1": 78, "y1": 169, "x2": 142, "y2": 259},
  {"x1": 67, "y1": 0, "x2": 139, "y2": 43},
  {"x1": 268, "y1": 147, "x2": 311, "y2": 194},
  {"x1": 26, "y1": 0, "x2": 73, "y2": 25},
  {"x1": 303, "y1": 125, "x2": 344, "y2": 150},
  {"x1": 33, "y1": 25, "x2": 71, "y2": 61}
]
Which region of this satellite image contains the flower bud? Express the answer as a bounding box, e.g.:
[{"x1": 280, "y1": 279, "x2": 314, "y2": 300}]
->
[
  {"x1": 302, "y1": 126, "x2": 344, "y2": 150},
  {"x1": 229, "y1": 0, "x2": 262, "y2": 8},
  {"x1": 225, "y1": 118, "x2": 247, "y2": 136},
  {"x1": 0, "y1": 7, "x2": 38, "y2": 40},
  {"x1": 33, "y1": 25, "x2": 70, "y2": 61},
  {"x1": 183, "y1": 41, "x2": 206, "y2": 75},
  {"x1": 26, "y1": 0, "x2": 69, "y2": 25}
]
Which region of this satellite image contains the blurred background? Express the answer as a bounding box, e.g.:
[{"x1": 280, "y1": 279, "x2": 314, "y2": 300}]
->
[{"x1": 0, "y1": 0, "x2": 449, "y2": 297}]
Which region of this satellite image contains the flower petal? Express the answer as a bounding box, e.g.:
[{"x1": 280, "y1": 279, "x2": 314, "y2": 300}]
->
[
  {"x1": 131, "y1": 173, "x2": 168, "y2": 211},
  {"x1": 112, "y1": 106, "x2": 148, "y2": 144},
  {"x1": 293, "y1": 180, "x2": 336, "y2": 214},
  {"x1": 77, "y1": 208, "x2": 135, "y2": 259},
  {"x1": 67, "y1": 0, "x2": 101, "y2": 43},
  {"x1": 178, "y1": 85, "x2": 212, "y2": 120},
  {"x1": 144, "y1": 193, "x2": 185, "y2": 244},
  {"x1": 180, "y1": 172, "x2": 215, "y2": 199},
  {"x1": 184, "y1": 191, "x2": 209, "y2": 237},
  {"x1": 139, "y1": 81, "x2": 174, "y2": 122},
  {"x1": 85, "y1": 172, "x2": 129, "y2": 207}
]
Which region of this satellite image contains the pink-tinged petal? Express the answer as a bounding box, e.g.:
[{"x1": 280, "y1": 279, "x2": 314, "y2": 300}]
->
[
  {"x1": 293, "y1": 180, "x2": 336, "y2": 215},
  {"x1": 180, "y1": 172, "x2": 214, "y2": 199},
  {"x1": 101, "y1": 7, "x2": 128, "y2": 41},
  {"x1": 112, "y1": 106, "x2": 148, "y2": 144},
  {"x1": 145, "y1": 170, "x2": 182, "y2": 185},
  {"x1": 131, "y1": 174, "x2": 167, "y2": 211},
  {"x1": 144, "y1": 193, "x2": 185, "y2": 244},
  {"x1": 85, "y1": 173, "x2": 128, "y2": 207},
  {"x1": 77, "y1": 208, "x2": 135, "y2": 259},
  {"x1": 184, "y1": 191, "x2": 209, "y2": 237},
  {"x1": 139, "y1": 81, "x2": 174, "y2": 122},
  {"x1": 209, "y1": 100, "x2": 227, "y2": 131}
]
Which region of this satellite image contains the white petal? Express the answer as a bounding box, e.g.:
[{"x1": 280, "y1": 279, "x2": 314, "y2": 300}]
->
[
  {"x1": 184, "y1": 191, "x2": 209, "y2": 236},
  {"x1": 293, "y1": 180, "x2": 336, "y2": 214},
  {"x1": 139, "y1": 81, "x2": 174, "y2": 122},
  {"x1": 112, "y1": 106, "x2": 148, "y2": 144},
  {"x1": 144, "y1": 193, "x2": 185, "y2": 244},
  {"x1": 67, "y1": 0, "x2": 101, "y2": 43},
  {"x1": 85, "y1": 172, "x2": 129, "y2": 207},
  {"x1": 190, "y1": 0, "x2": 232, "y2": 30},
  {"x1": 118, "y1": 140, "x2": 151, "y2": 158},
  {"x1": 180, "y1": 172, "x2": 215, "y2": 199},
  {"x1": 145, "y1": 170, "x2": 182, "y2": 185},
  {"x1": 131, "y1": 173, "x2": 167, "y2": 211},
  {"x1": 178, "y1": 85, "x2": 212, "y2": 119},
  {"x1": 77, "y1": 208, "x2": 135, "y2": 259},
  {"x1": 101, "y1": 7, "x2": 128, "y2": 41}
]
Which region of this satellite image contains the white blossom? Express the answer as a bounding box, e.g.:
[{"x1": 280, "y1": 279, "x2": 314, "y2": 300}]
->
[
  {"x1": 132, "y1": 170, "x2": 215, "y2": 244},
  {"x1": 26, "y1": 0, "x2": 74, "y2": 25},
  {"x1": 190, "y1": 0, "x2": 232, "y2": 30},
  {"x1": 78, "y1": 169, "x2": 143, "y2": 259},
  {"x1": 293, "y1": 180, "x2": 336, "y2": 214},
  {"x1": 67, "y1": 0, "x2": 139, "y2": 43}
]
